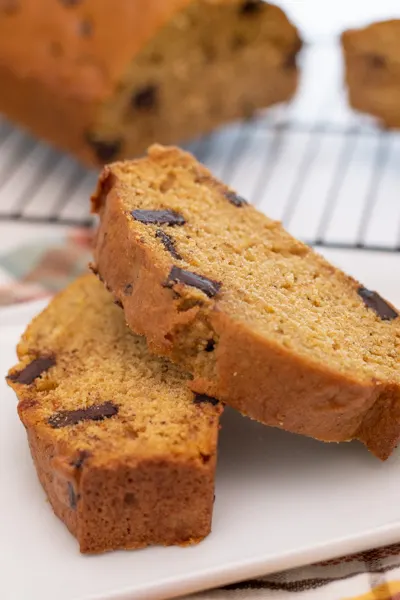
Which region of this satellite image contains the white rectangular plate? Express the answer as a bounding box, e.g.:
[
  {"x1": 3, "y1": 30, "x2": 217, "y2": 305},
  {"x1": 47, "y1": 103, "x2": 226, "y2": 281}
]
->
[{"x1": 1, "y1": 249, "x2": 400, "y2": 600}]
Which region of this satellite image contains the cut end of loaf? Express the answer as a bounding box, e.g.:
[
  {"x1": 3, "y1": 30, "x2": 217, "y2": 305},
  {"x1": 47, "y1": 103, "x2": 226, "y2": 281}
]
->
[{"x1": 85, "y1": 0, "x2": 301, "y2": 164}]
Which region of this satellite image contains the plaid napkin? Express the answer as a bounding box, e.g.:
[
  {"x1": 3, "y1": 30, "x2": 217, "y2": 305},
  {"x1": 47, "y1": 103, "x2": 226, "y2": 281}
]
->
[
  {"x1": 1, "y1": 222, "x2": 400, "y2": 600},
  {"x1": 0, "y1": 224, "x2": 92, "y2": 305}
]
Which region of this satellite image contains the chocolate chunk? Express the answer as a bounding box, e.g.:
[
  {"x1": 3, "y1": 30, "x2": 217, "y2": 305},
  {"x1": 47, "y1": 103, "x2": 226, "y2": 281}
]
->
[
  {"x1": 156, "y1": 229, "x2": 182, "y2": 260},
  {"x1": 124, "y1": 492, "x2": 136, "y2": 505},
  {"x1": 70, "y1": 450, "x2": 91, "y2": 469},
  {"x1": 131, "y1": 85, "x2": 158, "y2": 110},
  {"x1": 1, "y1": 0, "x2": 19, "y2": 14},
  {"x1": 205, "y1": 339, "x2": 216, "y2": 352},
  {"x1": 358, "y1": 287, "x2": 398, "y2": 321},
  {"x1": 48, "y1": 401, "x2": 119, "y2": 429},
  {"x1": 194, "y1": 394, "x2": 219, "y2": 406},
  {"x1": 131, "y1": 209, "x2": 185, "y2": 226},
  {"x1": 224, "y1": 190, "x2": 248, "y2": 207},
  {"x1": 124, "y1": 283, "x2": 133, "y2": 296},
  {"x1": 68, "y1": 482, "x2": 79, "y2": 510},
  {"x1": 86, "y1": 134, "x2": 122, "y2": 163},
  {"x1": 80, "y1": 18, "x2": 93, "y2": 37},
  {"x1": 8, "y1": 356, "x2": 56, "y2": 385},
  {"x1": 284, "y1": 50, "x2": 298, "y2": 69},
  {"x1": 240, "y1": 0, "x2": 262, "y2": 14},
  {"x1": 165, "y1": 266, "x2": 221, "y2": 298},
  {"x1": 366, "y1": 54, "x2": 386, "y2": 69},
  {"x1": 200, "y1": 452, "x2": 211, "y2": 464}
]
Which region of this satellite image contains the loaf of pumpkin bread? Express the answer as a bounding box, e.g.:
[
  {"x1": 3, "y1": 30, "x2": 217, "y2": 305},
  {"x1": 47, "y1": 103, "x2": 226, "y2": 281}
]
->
[
  {"x1": 0, "y1": 0, "x2": 301, "y2": 165},
  {"x1": 342, "y1": 20, "x2": 400, "y2": 128},
  {"x1": 91, "y1": 144, "x2": 400, "y2": 460},
  {"x1": 7, "y1": 274, "x2": 222, "y2": 553}
]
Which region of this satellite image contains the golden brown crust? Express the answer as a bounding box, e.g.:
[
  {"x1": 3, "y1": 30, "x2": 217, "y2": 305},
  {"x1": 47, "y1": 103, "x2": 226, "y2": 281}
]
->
[
  {"x1": 0, "y1": 0, "x2": 300, "y2": 164},
  {"x1": 342, "y1": 20, "x2": 400, "y2": 127},
  {"x1": 26, "y1": 425, "x2": 216, "y2": 553},
  {"x1": 91, "y1": 145, "x2": 400, "y2": 460},
  {"x1": 6, "y1": 274, "x2": 221, "y2": 553}
]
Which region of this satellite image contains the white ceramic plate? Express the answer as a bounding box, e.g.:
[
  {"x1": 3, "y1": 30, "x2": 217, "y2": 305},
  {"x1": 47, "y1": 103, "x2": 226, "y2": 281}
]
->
[{"x1": 2, "y1": 249, "x2": 400, "y2": 600}]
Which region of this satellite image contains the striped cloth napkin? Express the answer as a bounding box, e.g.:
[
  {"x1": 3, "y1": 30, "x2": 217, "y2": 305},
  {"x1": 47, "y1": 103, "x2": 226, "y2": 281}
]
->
[{"x1": 1, "y1": 221, "x2": 400, "y2": 600}]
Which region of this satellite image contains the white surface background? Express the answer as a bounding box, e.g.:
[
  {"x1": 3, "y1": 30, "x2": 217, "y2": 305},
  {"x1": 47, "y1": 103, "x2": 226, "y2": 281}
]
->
[{"x1": 279, "y1": 0, "x2": 400, "y2": 40}]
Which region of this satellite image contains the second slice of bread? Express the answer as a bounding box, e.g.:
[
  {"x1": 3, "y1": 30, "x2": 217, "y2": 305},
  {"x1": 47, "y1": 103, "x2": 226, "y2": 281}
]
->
[{"x1": 7, "y1": 274, "x2": 221, "y2": 553}]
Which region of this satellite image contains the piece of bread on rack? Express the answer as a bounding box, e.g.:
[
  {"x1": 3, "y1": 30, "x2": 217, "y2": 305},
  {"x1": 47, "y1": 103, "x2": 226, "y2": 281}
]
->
[
  {"x1": 342, "y1": 20, "x2": 400, "y2": 128},
  {"x1": 0, "y1": 0, "x2": 301, "y2": 165}
]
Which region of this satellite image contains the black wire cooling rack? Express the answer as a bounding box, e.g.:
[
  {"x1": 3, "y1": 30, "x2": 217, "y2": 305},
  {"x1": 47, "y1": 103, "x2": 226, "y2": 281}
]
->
[{"x1": 0, "y1": 41, "x2": 399, "y2": 253}]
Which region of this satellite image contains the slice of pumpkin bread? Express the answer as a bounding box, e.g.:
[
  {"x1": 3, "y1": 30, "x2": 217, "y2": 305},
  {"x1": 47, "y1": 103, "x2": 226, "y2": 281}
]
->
[
  {"x1": 6, "y1": 274, "x2": 222, "y2": 553},
  {"x1": 91, "y1": 144, "x2": 400, "y2": 460}
]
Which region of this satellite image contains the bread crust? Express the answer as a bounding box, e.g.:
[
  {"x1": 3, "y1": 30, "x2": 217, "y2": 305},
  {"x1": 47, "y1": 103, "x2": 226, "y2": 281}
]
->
[{"x1": 24, "y1": 424, "x2": 216, "y2": 553}]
